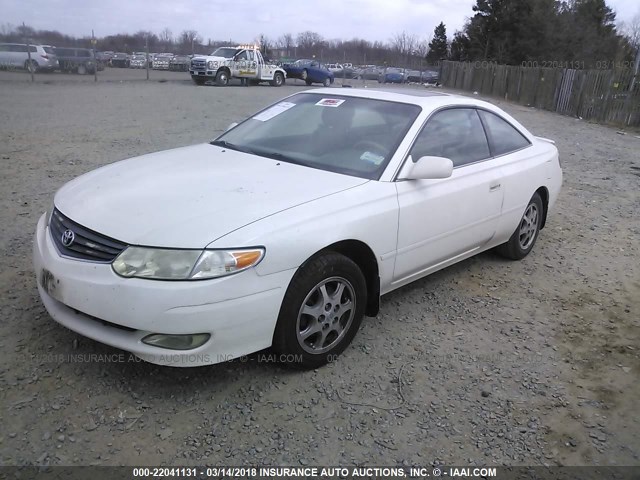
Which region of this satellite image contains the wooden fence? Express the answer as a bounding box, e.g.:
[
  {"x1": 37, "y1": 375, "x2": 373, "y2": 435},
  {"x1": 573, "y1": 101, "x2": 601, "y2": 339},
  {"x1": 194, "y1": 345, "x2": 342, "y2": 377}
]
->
[{"x1": 440, "y1": 61, "x2": 640, "y2": 127}]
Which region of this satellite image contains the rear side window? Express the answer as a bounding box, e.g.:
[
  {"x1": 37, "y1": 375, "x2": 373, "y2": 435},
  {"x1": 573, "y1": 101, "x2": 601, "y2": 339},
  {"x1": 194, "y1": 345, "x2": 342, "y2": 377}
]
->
[
  {"x1": 478, "y1": 110, "x2": 530, "y2": 156},
  {"x1": 43, "y1": 46, "x2": 55, "y2": 54},
  {"x1": 410, "y1": 108, "x2": 490, "y2": 167}
]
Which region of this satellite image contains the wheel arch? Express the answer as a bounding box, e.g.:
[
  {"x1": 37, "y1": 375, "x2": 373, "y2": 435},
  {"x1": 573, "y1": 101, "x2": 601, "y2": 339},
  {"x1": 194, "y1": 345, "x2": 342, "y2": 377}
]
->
[
  {"x1": 536, "y1": 186, "x2": 549, "y2": 229},
  {"x1": 302, "y1": 240, "x2": 381, "y2": 317}
]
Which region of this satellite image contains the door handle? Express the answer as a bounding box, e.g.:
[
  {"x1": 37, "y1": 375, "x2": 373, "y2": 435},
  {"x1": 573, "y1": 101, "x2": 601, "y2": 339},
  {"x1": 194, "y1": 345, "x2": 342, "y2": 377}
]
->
[{"x1": 489, "y1": 183, "x2": 501, "y2": 192}]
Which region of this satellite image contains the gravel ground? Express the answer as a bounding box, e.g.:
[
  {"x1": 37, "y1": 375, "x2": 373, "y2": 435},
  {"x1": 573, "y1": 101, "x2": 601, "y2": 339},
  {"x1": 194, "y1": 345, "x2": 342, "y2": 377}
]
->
[{"x1": 0, "y1": 69, "x2": 638, "y2": 467}]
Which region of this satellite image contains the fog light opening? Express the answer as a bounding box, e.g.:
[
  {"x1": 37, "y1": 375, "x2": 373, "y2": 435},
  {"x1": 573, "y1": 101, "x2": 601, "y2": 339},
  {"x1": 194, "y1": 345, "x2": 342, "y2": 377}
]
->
[{"x1": 141, "y1": 333, "x2": 210, "y2": 350}]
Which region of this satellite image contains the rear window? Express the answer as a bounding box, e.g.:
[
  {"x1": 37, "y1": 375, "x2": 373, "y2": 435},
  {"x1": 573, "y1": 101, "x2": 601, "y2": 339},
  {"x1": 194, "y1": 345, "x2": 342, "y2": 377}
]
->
[{"x1": 43, "y1": 46, "x2": 56, "y2": 54}]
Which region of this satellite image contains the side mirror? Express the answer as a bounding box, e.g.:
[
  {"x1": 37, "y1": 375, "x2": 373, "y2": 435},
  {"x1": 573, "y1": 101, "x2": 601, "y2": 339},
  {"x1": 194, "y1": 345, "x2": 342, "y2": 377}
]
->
[
  {"x1": 226, "y1": 122, "x2": 238, "y2": 131},
  {"x1": 398, "y1": 155, "x2": 453, "y2": 180}
]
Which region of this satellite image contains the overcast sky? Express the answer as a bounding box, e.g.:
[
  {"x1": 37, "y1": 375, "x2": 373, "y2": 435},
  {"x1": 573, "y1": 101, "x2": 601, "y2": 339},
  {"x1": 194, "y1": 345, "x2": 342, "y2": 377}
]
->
[{"x1": 1, "y1": 0, "x2": 638, "y2": 45}]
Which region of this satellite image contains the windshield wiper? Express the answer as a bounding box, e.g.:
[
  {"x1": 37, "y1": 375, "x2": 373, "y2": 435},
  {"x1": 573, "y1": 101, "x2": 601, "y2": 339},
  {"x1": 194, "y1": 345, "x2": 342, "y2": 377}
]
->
[
  {"x1": 210, "y1": 140, "x2": 255, "y2": 155},
  {"x1": 252, "y1": 150, "x2": 312, "y2": 167}
]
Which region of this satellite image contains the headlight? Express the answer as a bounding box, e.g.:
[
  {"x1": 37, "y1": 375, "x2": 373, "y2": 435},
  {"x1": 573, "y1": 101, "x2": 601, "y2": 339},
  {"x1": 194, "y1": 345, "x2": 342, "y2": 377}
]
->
[
  {"x1": 112, "y1": 247, "x2": 265, "y2": 280},
  {"x1": 207, "y1": 61, "x2": 215, "y2": 69}
]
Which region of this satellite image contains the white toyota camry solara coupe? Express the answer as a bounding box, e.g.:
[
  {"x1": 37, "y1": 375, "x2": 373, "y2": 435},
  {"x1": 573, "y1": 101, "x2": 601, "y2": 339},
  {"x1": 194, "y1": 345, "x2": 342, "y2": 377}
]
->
[{"x1": 34, "y1": 88, "x2": 562, "y2": 369}]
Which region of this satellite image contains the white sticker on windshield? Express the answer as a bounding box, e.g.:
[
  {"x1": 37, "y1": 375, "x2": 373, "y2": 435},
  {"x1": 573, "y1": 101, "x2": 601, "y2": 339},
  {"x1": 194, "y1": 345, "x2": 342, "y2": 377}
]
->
[
  {"x1": 315, "y1": 98, "x2": 345, "y2": 107},
  {"x1": 253, "y1": 101, "x2": 296, "y2": 121},
  {"x1": 360, "y1": 151, "x2": 385, "y2": 165}
]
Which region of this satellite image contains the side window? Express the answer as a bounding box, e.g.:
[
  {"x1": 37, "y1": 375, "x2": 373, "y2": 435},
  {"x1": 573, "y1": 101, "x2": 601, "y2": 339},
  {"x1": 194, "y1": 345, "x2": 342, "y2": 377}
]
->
[
  {"x1": 409, "y1": 108, "x2": 490, "y2": 167},
  {"x1": 246, "y1": 50, "x2": 255, "y2": 61},
  {"x1": 0, "y1": 45, "x2": 8, "y2": 52},
  {"x1": 235, "y1": 50, "x2": 248, "y2": 61},
  {"x1": 478, "y1": 110, "x2": 530, "y2": 156},
  {"x1": 29, "y1": 45, "x2": 37, "y2": 53}
]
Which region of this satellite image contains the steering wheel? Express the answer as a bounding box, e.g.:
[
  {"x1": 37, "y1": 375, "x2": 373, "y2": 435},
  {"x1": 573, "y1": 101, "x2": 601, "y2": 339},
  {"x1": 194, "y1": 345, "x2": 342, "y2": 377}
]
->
[{"x1": 353, "y1": 139, "x2": 388, "y2": 154}]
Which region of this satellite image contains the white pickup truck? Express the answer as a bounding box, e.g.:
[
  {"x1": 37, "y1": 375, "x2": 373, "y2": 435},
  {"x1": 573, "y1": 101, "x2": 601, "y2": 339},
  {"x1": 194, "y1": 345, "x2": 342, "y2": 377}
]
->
[{"x1": 189, "y1": 45, "x2": 286, "y2": 86}]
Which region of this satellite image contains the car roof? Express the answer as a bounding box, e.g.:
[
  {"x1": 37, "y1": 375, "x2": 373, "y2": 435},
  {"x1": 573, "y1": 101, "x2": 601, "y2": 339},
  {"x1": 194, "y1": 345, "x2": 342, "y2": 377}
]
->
[{"x1": 302, "y1": 87, "x2": 504, "y2": 110}]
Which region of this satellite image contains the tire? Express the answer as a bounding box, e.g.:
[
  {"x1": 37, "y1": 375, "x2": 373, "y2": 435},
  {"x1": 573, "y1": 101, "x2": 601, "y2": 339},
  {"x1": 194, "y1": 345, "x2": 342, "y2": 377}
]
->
[
  {"x1": 323, "y1": 77, "x2": 331, "y2": 87},
  {"x1": 273, "y1": 252, "x2": 367, "y2": 369},
  {"x1": 305, "y1": 79, "x2": 313, "y2": 86},
  {"x1": 216, "y1": 69, "x2": 229, "y2": 86},
  {"x1": 24, "y1": 60, "x2": 38, "y2": 73},
  {"x1": 191, "y1": 75, "x2": 206, "y2": 86},
  {"x1": 300, "y1": 69, "x2": 308, "y2": 81},
  {"x1": 270, "y1": 71, "x2": 284, "y2": 87},
  {"x1": 496, "y1": 192, "x2": 543, "y2": 260},
  {"x1": 77, "y1": 64, "x2": 87, "y2": 75}
]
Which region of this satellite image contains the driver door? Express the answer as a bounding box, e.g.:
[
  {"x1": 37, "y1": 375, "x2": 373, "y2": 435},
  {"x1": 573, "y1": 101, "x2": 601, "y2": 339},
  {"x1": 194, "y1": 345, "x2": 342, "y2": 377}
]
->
[{"x1": 392, "y1": 108, "x2": 504, "y2": 286}]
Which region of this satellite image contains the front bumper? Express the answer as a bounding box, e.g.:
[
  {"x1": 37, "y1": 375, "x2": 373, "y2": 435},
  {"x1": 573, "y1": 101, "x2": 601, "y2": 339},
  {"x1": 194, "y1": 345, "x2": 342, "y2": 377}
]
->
[{"x1": 33, "y1": 213, "x2": 294, "y2": 367}]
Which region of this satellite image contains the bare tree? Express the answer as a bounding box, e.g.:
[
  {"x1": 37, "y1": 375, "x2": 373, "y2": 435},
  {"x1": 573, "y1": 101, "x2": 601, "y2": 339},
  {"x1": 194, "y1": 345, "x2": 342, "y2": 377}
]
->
[
  {"x1": 621, "y1": 12, "x2": 640, "y2": 51},
  {"x1": 159, "y1": 27, "x2": 173, "y2": 50},
  {"x1": 296, "y1": 31, "x2": 324, "y2": 56},
  {"x1": 277, "y1": 33, "x2": 294, "y2": 57},
  {"x1": 179, "y1": 30, "x2": 201, "y2": 54}
]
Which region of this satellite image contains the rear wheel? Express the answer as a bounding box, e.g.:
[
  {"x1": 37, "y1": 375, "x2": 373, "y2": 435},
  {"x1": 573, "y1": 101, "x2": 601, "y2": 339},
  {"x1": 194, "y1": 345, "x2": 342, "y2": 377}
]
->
[
  {"x1": 301, "y1": 69, "x2": 308, "y2": 81},
  {"x1": 270, "y1": 71, "x2": 284, "y2": 87},
  {"x1": 496, "y1": 192, "x2": 543, "y2": 260},
  {"x1": 273, "y1": 253, "x2": 367, "y2": 369},
  {"x1": 216, "y1": 69, "x2": 229, "y2": 86}
]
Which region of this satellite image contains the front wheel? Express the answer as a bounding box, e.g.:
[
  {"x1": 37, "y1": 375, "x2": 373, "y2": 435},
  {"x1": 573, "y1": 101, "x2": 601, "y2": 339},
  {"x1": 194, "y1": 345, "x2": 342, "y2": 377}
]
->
[
  {"x1": 270, "y1": 71, "x2": 284, "y2": 87},
  {"x1": 273, "y1": 253, "x2": 367, "y2": 369},
  {"x1": 496, "y1": 192, "x2": 543, "y2": 260},
  {"x1": 77, "y1": 64, "x2": 87, "y2": 75},
  {"x1": 323, "y1": 77, "x2": 331, "y2": 87},
  {"x1": 215, "y1": 70, "x2": 229, "y2": 86},
  {"x1": 301, "y1": 69, "x2": 308, "y2": 80}
]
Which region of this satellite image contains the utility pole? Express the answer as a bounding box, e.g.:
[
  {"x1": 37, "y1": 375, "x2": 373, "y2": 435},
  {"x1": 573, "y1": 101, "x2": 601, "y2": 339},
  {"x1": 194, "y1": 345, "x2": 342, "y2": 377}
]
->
[
  {"x1": 91, "y1": 29, "x2": 97, "y2": 82},
  {"x1": 145, "y1": 34, "x2": 150, "y2": 80},
  {"x1": 24, "y1": 22, "x2": 34, "y2": 82}
]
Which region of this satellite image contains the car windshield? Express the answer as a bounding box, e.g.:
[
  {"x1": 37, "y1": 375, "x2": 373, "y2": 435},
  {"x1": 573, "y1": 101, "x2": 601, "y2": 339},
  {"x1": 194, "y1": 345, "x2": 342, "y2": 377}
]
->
[
  {"x1": 387, "y1": 68, "x2": 403, "y2": 73},
  {"x1": 211, "y1": 47, "x2": 237, "y2": 58},
  {"x1": 212, "y1": 93, "x2": 421, "y2": 180}
]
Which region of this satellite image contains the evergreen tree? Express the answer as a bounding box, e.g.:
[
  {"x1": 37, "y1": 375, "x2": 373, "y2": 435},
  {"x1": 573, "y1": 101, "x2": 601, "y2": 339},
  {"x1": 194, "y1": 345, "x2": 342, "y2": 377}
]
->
[{"x1": 426, "y1": 22, "x2": 448, "y2": 64}]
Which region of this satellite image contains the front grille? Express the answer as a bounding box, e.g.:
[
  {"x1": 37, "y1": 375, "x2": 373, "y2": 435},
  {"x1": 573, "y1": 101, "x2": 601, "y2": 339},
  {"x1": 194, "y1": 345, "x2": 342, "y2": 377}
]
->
[
  {"x1": 191, "y1": 59, "x2": 206, "y2": 71},
  {"x1": 49, "y1": 208, "x2": 127, "y2": 263}
]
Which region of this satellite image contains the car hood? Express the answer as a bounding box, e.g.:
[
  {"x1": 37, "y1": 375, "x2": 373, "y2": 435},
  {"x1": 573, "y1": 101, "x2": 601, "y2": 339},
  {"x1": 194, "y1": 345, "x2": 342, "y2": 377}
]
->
[{"x1": 54, "y1": 144, "x2": 368, "y2": 248}]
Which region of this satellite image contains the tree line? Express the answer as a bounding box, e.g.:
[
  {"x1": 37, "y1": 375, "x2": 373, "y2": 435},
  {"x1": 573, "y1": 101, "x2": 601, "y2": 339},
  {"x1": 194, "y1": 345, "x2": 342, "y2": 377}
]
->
[{"x1": 1, "y1": 0, "x2": 638, "y2": 69}]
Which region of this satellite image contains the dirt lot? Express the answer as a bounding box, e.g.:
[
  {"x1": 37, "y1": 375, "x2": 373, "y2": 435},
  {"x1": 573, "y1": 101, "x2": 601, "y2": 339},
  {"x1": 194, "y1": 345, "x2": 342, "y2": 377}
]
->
[{"x1": 0, "y1": 68, "x2": 638, "y2": 467}]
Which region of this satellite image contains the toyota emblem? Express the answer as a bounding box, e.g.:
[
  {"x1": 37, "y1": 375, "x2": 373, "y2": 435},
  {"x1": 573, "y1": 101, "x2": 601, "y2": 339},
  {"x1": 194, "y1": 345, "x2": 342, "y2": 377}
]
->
[{"x1": 61, "y1": 229, "x2": 75, "y2": 247}]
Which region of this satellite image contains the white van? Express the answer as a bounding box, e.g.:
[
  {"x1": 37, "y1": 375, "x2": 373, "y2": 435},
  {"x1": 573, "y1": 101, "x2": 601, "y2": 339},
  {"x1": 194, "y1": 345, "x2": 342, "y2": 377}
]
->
[{"x1": 0, "y1": 43, "x2": 58, "y2": 72}]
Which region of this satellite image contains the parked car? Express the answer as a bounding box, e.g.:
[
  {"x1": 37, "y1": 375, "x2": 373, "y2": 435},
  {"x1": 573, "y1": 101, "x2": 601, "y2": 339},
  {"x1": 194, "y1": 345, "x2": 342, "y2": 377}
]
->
[
  {"x1": 169, "y1": 54, "x2": 190, "y2": 72},
  {"x1": 153, "y1": 53, "x2": 173, "y2": 70},
  {"x1": 0, "y1": 43, "x2": 58, "y2": 72},
  {"x1": 95, "y1": 51, "x2": 113, "y2": 68},
  {"x1": 379, "y1": 67, "x2": 406, "y2": 84},
  {"x1": 34, "y1": 88, "x2": 562, "y2": 369},
  {"x1": 282, "y1": 59, "x2": 334, "y2": 86},
  {"x1": 356, "y1": 66, "x2": 383, "y2": 80},
  {"x1": 110, "y1": 52, "x2": 130, "y2": 68},
  {"x1": 55, "y1": 47, "x2": 97, "y2": 74},
  {"x1": 129, "y1": 54, "x2": 147, "y2": 69}
]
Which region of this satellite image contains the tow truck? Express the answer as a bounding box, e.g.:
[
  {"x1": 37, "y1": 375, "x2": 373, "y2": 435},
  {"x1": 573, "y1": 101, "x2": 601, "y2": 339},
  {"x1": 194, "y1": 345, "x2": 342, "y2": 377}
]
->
[{"x1": 189, "y1": 44, "x2": 286, "y2": 87}]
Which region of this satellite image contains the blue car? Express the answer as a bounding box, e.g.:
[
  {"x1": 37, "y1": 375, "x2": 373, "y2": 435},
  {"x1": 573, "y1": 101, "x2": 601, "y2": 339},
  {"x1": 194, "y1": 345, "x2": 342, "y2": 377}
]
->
[
  {"x1": 378, "y1": 67, "x2": 406, "y2": 84},
  {"x1": 283, "y1": 59, "x2": 334, "y2": 86}
]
